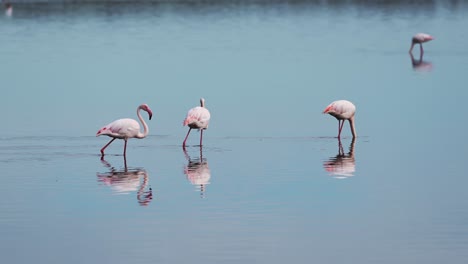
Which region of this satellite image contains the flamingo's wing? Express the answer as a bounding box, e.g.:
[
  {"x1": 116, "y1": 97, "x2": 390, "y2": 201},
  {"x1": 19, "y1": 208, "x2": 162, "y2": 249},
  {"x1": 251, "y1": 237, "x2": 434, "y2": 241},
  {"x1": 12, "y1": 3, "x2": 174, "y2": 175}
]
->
[
  {"x1": 414, "y1": 33, "x2": 433, "y2": 42},
  {"x1": 97, "y1": 118, "x2": 140, "y2": 137},
  {"x1": 183, "y1": 107, "x2": 211, "y2": 127},
  {"x1": 326, "y1": 101, "x2": 355, "y2": 115}
]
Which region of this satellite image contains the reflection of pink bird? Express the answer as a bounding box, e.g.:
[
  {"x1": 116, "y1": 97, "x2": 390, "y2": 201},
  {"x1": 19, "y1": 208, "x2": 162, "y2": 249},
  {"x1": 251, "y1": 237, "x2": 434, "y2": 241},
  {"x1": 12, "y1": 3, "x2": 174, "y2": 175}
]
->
[
  {"x1": 97, "y1": 159, "x2": 153, "y2": 206},
  {"x1": 323, "y1": 138, "x2": 356, "y2": 179},
  {"x1": 185, "y1": 159, "x2": 211, "y2": 197},
  {"x1": 410, "y1": 52, "x2": 433, "y2": 72},
  {"x1": 97, "y1": 104, "x2": 153, "y2": 156},
  {"x1": 183, "y1": 147, "x2": 210, "y2": 198},
  {"x1": 409, "y1": 33, "x2": 434, "y2": 54},
  {"x1": 323, "y1": 100, "x2": 357, "y2": 138},
  {"x1": 182, "y1": 98, "x2": 211, "y2": 147}
]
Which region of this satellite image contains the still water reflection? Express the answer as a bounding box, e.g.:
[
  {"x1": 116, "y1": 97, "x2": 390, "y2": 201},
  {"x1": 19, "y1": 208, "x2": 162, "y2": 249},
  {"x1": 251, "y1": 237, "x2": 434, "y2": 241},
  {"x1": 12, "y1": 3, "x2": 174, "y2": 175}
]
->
[
  {"x1": 323, "y1": 138, "x2": 356, "y2": 179},
  {"x1": 1, "y1": 0, "x2": 468, "y2": 263},
  {"x1": 410, "y1": 52, "x2": 433, "y2": 72},
  {"x1": 183, "y1": 147, "x2": 211, "y2": 198},
  {"x1": 97, "y1": 158, "x2": 153, "y2": 206}
]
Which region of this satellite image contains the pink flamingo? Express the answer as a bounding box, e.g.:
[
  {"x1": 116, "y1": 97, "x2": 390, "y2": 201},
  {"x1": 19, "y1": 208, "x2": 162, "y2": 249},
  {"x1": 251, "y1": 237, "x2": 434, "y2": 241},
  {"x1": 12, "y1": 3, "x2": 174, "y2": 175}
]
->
[
  {"x1": 323, "y1": 100, "x2": 357, "y2": 138},
  {"x1": 4, "y1": 2, "x2": 12, "y2": 17},
  {"x1": 96, "y1": 104, "x2": 153, "y2": 157},
  {"x1": 409, "y1": 33, "x2": 434, "y2": 54},
  {"x1": 182, "y1": 98, "x2": 211, "y2": 148}
]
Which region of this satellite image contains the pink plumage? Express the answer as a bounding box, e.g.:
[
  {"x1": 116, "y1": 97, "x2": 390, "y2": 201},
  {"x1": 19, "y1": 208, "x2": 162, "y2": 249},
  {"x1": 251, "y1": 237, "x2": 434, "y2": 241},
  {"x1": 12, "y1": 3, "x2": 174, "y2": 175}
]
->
[
  {"x1": 323, "y1": 100, "x2": 357, "y2": 138},
  {"x1": 182, "y1": 98, "x2": 211, "y2": 148},
  {"x1": 97, "y1": 104, "x2": 153, "y2": 156},
  {"x1": 409, "y1": 33, "x2": 434, "y2": 54}
]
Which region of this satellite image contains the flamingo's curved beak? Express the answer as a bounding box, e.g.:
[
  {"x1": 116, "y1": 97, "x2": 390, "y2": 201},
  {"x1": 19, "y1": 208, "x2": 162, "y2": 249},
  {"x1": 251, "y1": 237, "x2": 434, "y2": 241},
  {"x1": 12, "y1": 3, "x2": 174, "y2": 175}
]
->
[{"x1": 148, "y1": 110, "x2": 153, "y2": 120}]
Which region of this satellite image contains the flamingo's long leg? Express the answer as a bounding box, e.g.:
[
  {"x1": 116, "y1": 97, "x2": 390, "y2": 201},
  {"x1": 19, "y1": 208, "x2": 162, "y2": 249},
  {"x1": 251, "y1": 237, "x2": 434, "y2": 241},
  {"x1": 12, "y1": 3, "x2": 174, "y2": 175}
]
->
[
  {"x1": 200, "y1": 129, "x2": 204, "y2": 147},
  {"x1": 123, "y1": 139, "x2": 128, "y2": 157},
  {"x1": 101, "y1": 138, "x2": 116, "y2": 156},
  {"x1": 338, "y1": 120, "x2": 345, "y2": 138},
  {"x1": 183, "y1": 128, "x2": 192, "y2": 147}
]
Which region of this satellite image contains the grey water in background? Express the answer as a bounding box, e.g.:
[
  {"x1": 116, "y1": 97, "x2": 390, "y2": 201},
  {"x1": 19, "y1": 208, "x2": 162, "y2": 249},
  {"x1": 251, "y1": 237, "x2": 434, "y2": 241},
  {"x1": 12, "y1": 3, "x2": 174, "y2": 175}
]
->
[{"x1": 1, "y1": 1, "x2": 468, "y2": 263}]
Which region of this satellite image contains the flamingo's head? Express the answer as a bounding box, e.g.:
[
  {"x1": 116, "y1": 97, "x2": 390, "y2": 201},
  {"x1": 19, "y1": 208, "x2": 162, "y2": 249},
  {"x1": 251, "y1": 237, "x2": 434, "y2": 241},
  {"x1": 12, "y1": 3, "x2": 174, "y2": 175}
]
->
[
  {"x1": 323, "y1": 105, "x2": 334, "y2": 114},
  {"x1": 141, "y1": 104, "x2": 153, "y2": 120}
]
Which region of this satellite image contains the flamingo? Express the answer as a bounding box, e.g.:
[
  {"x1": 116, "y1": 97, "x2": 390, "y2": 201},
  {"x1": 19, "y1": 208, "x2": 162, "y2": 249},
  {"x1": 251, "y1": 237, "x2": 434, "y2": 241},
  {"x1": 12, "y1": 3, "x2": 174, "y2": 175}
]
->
[
  {"x1": 3, "y1": 1, "x2": 12, "y2": 17},
  {"x1": 96, "y1": 104, "x2": 153, "y2": 157},
  {"x1": 323, "y1": 100, "x2": 357, "y2": 138},
  {"x1": 182, "y1": 98, "x2": 211, "y2": 148},
  {"x1": 409, "y1": 33, "x2": 434, "y2": 54}
]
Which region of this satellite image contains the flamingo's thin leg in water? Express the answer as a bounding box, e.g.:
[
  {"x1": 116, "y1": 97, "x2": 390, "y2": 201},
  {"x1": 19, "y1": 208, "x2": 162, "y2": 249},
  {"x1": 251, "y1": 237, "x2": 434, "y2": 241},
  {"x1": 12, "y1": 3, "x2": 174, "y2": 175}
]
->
[
  {"x1": 123, "y1": 139, "x2": 128, "y2": 157},
  {"x1": 183, "y1": 128, "x2": 192, "y2": 147},
  {"x1": 338, "y1": 120, "x2": 345, "y2": 138},
  {"x1": 200, "y1": 130, "x2": 203, "y2": 147},
  {"x1": 101, "y1": 138, "x2": 116, "y2": 156}
]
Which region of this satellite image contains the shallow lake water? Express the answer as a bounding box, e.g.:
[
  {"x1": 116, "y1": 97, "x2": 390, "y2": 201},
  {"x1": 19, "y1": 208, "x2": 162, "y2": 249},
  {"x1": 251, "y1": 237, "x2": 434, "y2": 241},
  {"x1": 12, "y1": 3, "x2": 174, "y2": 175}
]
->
[{"x1": 1, "y1": 1, "x2": 468, "y2": 263}]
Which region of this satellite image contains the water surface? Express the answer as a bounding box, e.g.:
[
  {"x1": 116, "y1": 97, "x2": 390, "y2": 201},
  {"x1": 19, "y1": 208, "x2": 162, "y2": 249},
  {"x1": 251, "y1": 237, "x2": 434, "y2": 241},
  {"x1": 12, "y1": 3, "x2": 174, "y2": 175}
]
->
[{"x1": 1, "y1": 1, "x2": 468, "y2": 263}]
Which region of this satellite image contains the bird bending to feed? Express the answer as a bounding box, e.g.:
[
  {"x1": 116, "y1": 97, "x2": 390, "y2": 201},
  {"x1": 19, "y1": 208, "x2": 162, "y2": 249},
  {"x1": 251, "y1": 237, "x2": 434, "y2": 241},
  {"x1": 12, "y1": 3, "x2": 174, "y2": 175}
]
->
[
  {"x1": 323, "y1": 100, "x2": 357, "y2": 138},
  {"x1": 97, "y1": 104, "x2": 153, "y2": 157},
  {"x1": 182, "y1": 98, "x2": 211, "y2": 148},
  {"x1": 409, "y1": 33, "x2": 434, "y2": 54}
]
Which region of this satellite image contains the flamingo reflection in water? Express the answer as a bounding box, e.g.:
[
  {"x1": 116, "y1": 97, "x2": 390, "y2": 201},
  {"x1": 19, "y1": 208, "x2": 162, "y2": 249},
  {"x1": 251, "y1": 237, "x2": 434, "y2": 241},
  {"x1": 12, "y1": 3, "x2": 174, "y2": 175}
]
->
[
  {"x1": 410, "y1": 52, "x2": 433, "y2": 72},
  {"x1": 323, "y1": 138, "x2": 356, "y2": 179},
  {"x1": 183, "y1": 147, "x2": 211, "y2": 198},
  {"x1": 97, "y1": 158, "x2": 153, "y2": 206}
]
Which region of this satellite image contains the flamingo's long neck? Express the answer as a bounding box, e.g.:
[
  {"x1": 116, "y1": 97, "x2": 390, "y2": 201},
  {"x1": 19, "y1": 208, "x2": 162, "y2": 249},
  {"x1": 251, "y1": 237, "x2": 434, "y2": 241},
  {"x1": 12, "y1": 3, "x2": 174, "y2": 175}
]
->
[
  {"x1": 136, "y1": 106, "x2": 149, "y2": 139},
  {"x1": 409, "y1": 42, "x2": 415, "y2": 53},
  {"x1": 349, "y1": 116, "x2": 357, "y2": 138}
]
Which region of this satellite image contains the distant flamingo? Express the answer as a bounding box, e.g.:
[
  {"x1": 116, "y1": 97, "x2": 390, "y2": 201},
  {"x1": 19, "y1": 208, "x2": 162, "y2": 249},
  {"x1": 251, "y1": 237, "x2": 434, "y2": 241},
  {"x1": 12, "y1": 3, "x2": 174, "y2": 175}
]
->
[
  {"x1": 182, "y1": 98, "x2": 211, "y2": 148},
  {"x1": 3, "y1": 1, "x2": 12, "y2": 17},
  {"x1": 323, "y1": 100, "x2": 357, "y2": 138},
  {"x1": 96, "y1": 104, "x2": 153, "y2": 157},
  {"x1": 409, "y1": 33, "x2": 434, "y2": 54}
]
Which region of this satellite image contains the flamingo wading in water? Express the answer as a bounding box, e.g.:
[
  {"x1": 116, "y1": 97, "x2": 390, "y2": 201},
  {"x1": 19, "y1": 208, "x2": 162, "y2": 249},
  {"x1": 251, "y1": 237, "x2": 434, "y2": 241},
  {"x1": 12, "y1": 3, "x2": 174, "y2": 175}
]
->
[
  {"x1": 409, "y1": 33, "x2": 434, "y2": 54},
  {"x1": 323, "y1": 100, "x2": 357, "y2": 138},
  {"x1": 183, "y1": 98, "x2": 211, "y2": 148},
  {"x1": 97, "y1": 104, "x2": 153, "y2": 157}
]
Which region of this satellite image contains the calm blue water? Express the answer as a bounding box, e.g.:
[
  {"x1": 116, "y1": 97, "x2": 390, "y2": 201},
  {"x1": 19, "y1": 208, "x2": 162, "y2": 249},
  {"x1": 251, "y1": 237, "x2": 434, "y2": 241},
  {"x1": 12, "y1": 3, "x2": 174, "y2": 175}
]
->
[{"x1": 1, "y1": 1, "x2": 468, "y2": 263}]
